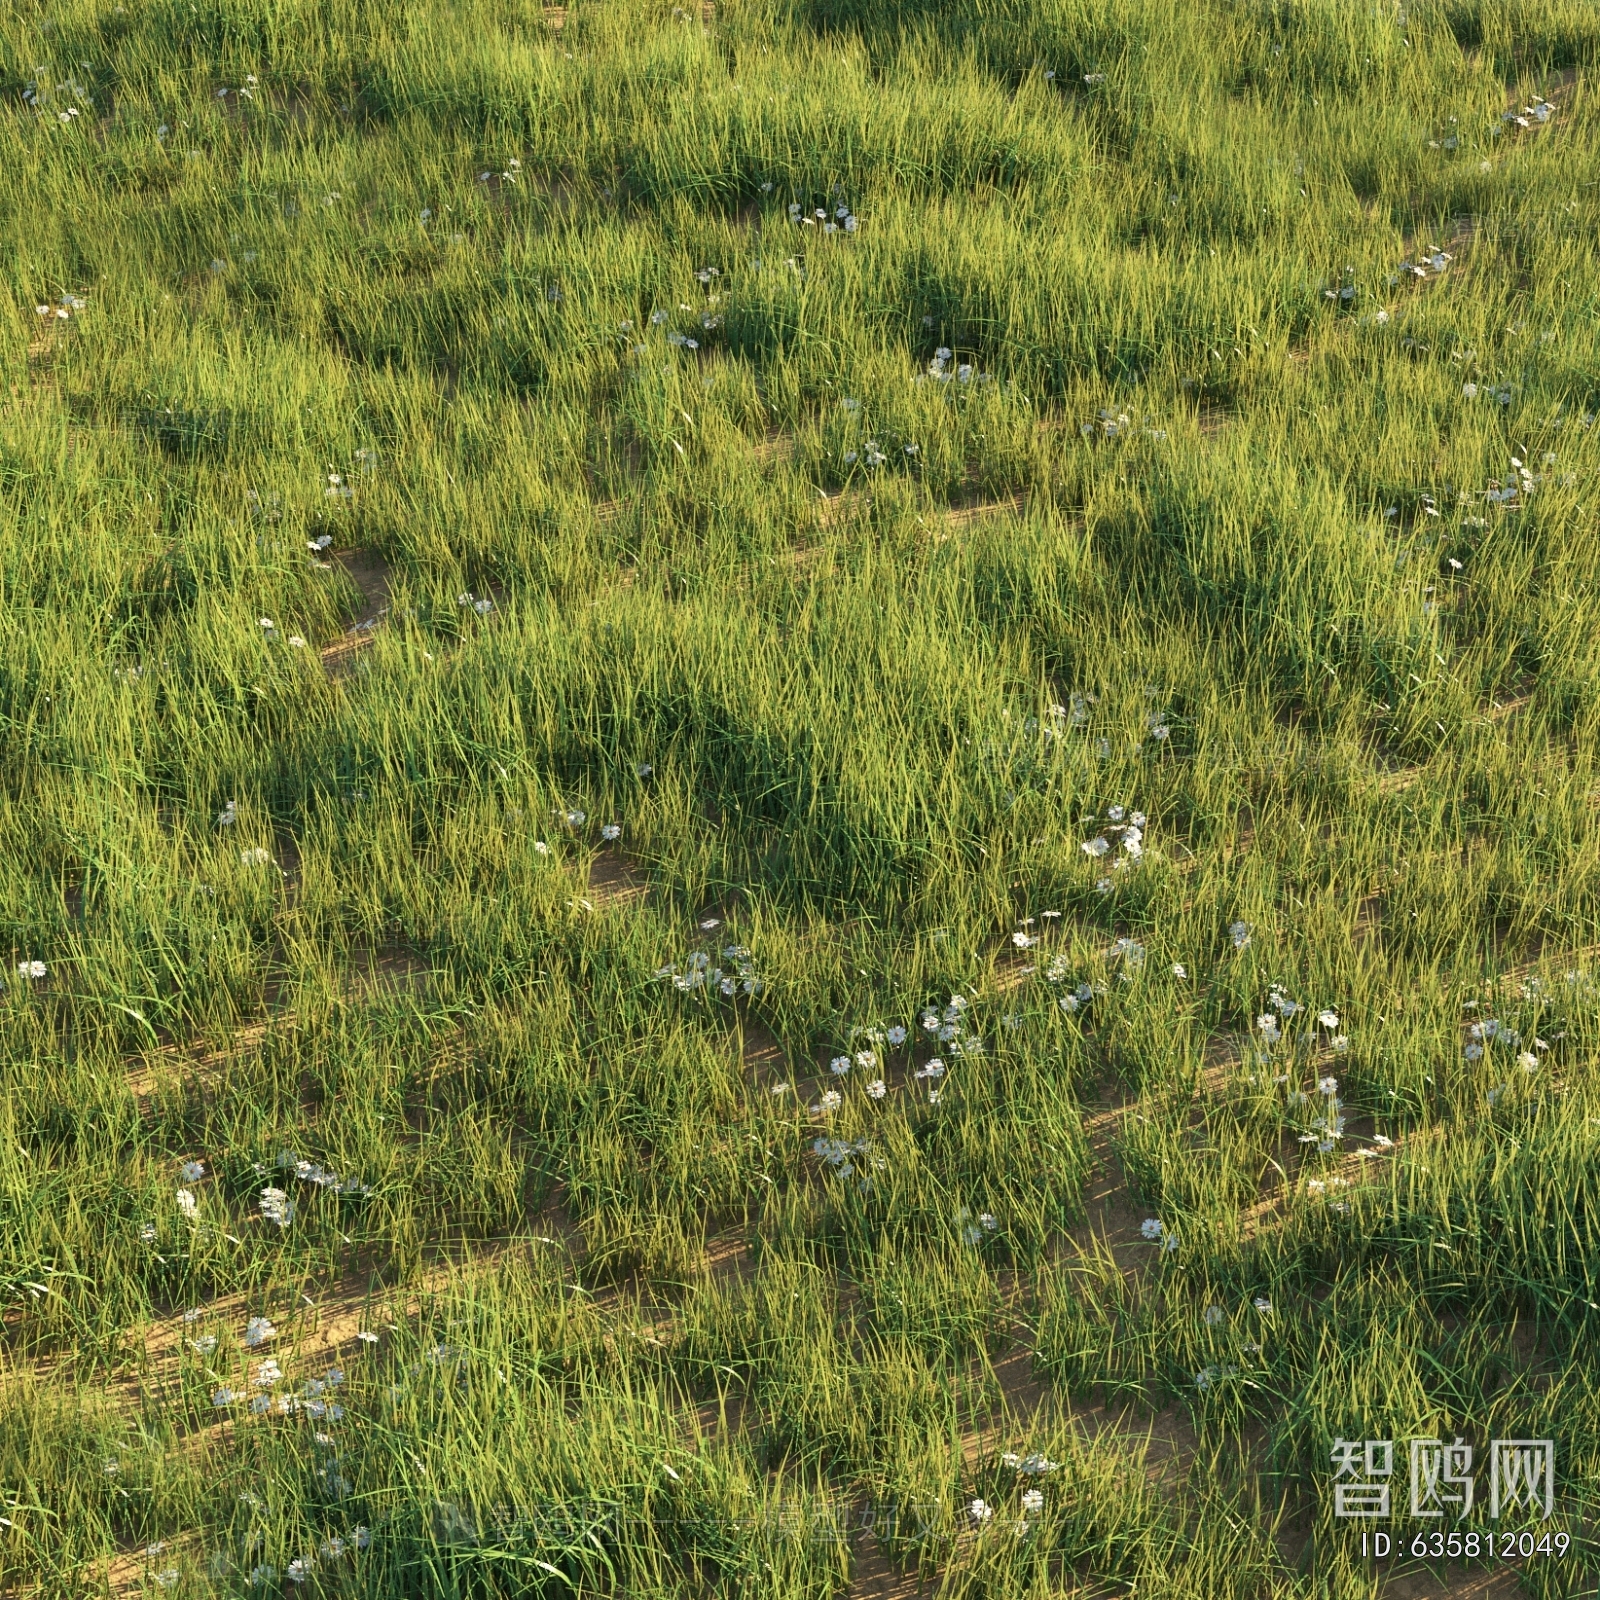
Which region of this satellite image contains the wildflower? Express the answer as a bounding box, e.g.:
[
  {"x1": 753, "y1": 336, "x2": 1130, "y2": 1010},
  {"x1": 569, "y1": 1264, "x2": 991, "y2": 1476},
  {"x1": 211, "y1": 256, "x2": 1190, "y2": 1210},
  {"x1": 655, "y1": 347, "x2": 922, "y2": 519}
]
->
[
  {"x1": 830, "y1": 1055, "x2": 851, "y2": 1076},
  {"x1": 1330, "y1": 1035, "x2": 1350, "y2": 1053},
  {"x1": 564, "y1": 809, "x2": 585, "y2": 827},
  {"x1": 240, "y1": 847, "x2": 272, "y2": 866},
  {"x1": 16, "y1": 960, "x2": 45, "y2": 980},
  {"x1": 176, "y1": 1188, "x2": 198, "y2": 1219},
  {"x1": 286, "y1": 1558, "x2": 314, "y2": 1584},
  {"x1": 866, "y1": 1079, "x2": 886, "y2": 1100},
  {"x1": 1140, "y1": 1218, "x2": 1164, "y2": 1241},
  {"x1": 1203, "y1": 1305, "x2": 1224, "y2": 1326},
  {"x1": 180, "y1": 1163, "x2": 206, "y2": 1190},
  {"x1": 213, "y1": 1386, "x2": 241, "y2": 1407},
  {"x1": 188, "y1": 1335, "x2": 218, "y2": 1355},
  {"x1": 140, "y1": 1223, "x2": 158, "y2": 1243},
  {"x1": 357, "y1": 1331, "x2": 379, "y2": 1345},
  {"x1": 154, "y1": 1571, "x2": 180, "y2": 1590},
  {"x1": 1229, "y1": 921, "x2": 1252, "y2": 950},
  {"x1": 1081, "y1": 836, "x2": 1110, "y2": 857},
  {"x1": 969, "y1": 1498, "x2": 994, "y2": 1525},
  {"x1": 886, "y1": 1024, "x2": 907, "y2": 1046},
  {"x1": 915, "y1": 1059, "x2": 946, "y2": 1080},
  {"x1": 253, "y1": 1358, "x2": 282, "y2": 1387},
  {"x1": 259, "y1": 1188, "x2": 293, "y2": 1228},
  {"x1": 979, "y1": 1212, "x2": 998, "y2": 1231},
  {"x1": 1318, "y1": 1076, "x2": 1338, "y2": 1096},
  {"x1": 243, "y1": 1316, "x2": 277, "y2": 1347},
  {"x1": 1253, "y1": 1296, "x2": 1271, "y2": 1313},
  {"x1": 1020, "y1": 1486, "x2": 1044, "y2": 1513},
  {"x1": 1317, "y1": 1010, "x2": 1339, "y2": 1029},
  {"x1": 1012, "y1": 931, "x2": 1038, "y2": 948},
  {"x1": 1257, "y1": 1014, "x2": 1281, "y2": 1044},
  {"x1": 818, "y1": 1090, "x2": 842, "y2": 1113},
  {"x1": 217, "y1": 801, "x2": 238, "y2": 826},
  {"x1": 1172, "y1": 963, "x2": 1188, "y2": 979},
  {"x1": 249, "y1": 1568, "x2": 278, "y2": 1587},
  {"x1": 601, "y1": 823, "x2": 621, "y2": 841},
  {"x1": 1518, "y1": 1051, "x2": 1538, "y2": 1072},
  {"x1": 855, "y1": 1050, "x2": 877, "y2": 1071}
]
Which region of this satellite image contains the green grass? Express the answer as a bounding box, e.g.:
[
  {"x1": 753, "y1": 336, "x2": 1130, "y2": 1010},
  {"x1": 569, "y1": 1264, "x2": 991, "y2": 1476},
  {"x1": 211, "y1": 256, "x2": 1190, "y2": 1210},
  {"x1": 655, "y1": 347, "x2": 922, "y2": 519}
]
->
[{"x1": 2, "y1": 0, "x2": 1600, "y2": 1594}]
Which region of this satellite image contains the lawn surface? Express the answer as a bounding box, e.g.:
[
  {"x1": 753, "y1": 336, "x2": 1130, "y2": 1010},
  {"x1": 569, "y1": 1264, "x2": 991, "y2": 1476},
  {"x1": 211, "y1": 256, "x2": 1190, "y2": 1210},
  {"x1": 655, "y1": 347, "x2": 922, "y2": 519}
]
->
[{"x1": 2, "y1": 0, "x2": 1600, "y2": 1595}]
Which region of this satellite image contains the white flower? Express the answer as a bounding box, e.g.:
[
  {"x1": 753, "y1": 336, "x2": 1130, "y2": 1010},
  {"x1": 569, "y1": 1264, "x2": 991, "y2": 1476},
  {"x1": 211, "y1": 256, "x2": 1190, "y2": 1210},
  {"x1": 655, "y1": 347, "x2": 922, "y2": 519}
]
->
[
  {"x1": 259, "y1": 1188, "x2": 293, "y2": 1227},
  {"x1": 1203, "y1": 1305, "x2": 1224, "y2": 1326},
  {"x1": 565, "y1": 809, "x2": 585, "y2": 827},
  {"x1": 854, "y1": 1050, "x2": 877, "y2": 1071},
  {"x1": 601, "y1": 824, "x2": 621, "y2": 841},
  {"x1": 1012, "y1": 931, "x2": 1038, "y2": 948},
  {"x1": 213, "y1": 1386, "x2": 241, "y2": 1407},
  {"x1": 253, "y1": 1358, "x2": 282, "y2": 1387},
  {"x1": 188, "y1": 1334, "x2": 218, "y2": 1355},
  {"x1": 1140, "y1": 1218, "x2": 1164, "y2": 1241},
  {"x1": 866, "y1": 1079, "x2": 886, "y2": 1100},
  {"x1": 1518, "y1": 1051, "x2": 1539, "y2": 1072},
  {"x1": 286, "y1": 1558, "x2": 314, "y2": 1584},
  {"x1": 818, "y1": 1090, "x2": 842, "y2": 1112},
  {"x1": 829, "y1": 1055, "x2": 851, "y2": 1076},
  {"x1": 140, "y1": 1223, "x2": 158, "y2": 1243},
  {"x1": 978, "y1": 1212, "x2": 997, "y2": 1231},
  {"x1": 240, "y1": 847, "x2": 272, "y2": 867},
  {"x1": 1229, "y1": 920, "x2": 1252, "y2": 950},
  {"x1": 1330, "y1": 1035, "x2": 1350, "y2": 1053},
  {"x1": 179, "y1": 1160, "x2": 205, "y2": 1183},
  {"x1": 969, "y1": 1498, "x2": 994, "y2": 1524},
  {"x1": 1081, "y1": 836, "x2": 1110, "y2": 857},
  {"x1": 886, "y1": 1025, "x2": 907, "y2": 1046},
  {"x1": 1021, "y1": 1488, "x2": 1044, "y2": 1513},
  {"x1": 17, "y1": 960, "x2": 46, "y2": 980},
  {"x1": 243, "y1": 1316, "x2": 277, "y2": 1347},
  {"x1": 1317, "y1": 1010, "x2": 1339, "y2": 1029},
  {"x1": 1318, "y1": 1076, "x2": 1338, "y2": 1096},
  {"x1": 176, "y1": 1189, "x2": 198, "y2": 1219},
  {"x1": 153, "y1": 1571, "x2": 180, "y2": 1590},
  {"x1": 1253, "y1": 1296, "x2": 1272, "y2": 1313},
  {"x1": 357, "y1": 1330, "x2": 380, "y2": 1345}
]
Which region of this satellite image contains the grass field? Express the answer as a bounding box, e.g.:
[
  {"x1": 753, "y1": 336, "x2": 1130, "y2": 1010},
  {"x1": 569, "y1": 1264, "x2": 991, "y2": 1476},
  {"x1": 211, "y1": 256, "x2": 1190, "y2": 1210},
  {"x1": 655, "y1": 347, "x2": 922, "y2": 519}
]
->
[{"x1": 3, "y1": 0, "x2": 1600, "y2": 1594}]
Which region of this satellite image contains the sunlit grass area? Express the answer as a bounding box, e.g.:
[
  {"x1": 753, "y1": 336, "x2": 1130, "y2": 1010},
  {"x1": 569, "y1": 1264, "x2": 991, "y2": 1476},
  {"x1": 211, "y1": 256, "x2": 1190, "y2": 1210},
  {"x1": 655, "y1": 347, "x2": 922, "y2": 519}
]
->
[{"x1": 2, "y1": 0, "x2": 1600, "y2": 1594}]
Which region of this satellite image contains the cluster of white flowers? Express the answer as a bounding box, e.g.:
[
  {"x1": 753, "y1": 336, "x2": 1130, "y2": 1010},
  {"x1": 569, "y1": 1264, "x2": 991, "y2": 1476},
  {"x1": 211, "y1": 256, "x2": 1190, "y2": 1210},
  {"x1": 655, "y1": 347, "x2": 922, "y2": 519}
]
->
[
  {"x1": 274, "y1": 1148, "x2": 373, "y2": 1198},
  {"x1": 653, "y1": 942, "x2": 761, "y2": 997},
  {"x1": 812, "y1": 1136, "x2": 884, "y2": 1187},
  {"x1": 955, "y1": 1206, "x2": 998, "y2": 1245},
  {"x1": 920, "y1": 995, "x2": 981, "y2": 1060},
  {"x1": 787, "y1": 200, "x2": 859, "y2": 234},
  {"x1": 917, "y1": 347, "x2": 988, "y2": 387},
  {"x1": 1499, "y1": 96, "x2": 1556, "y2": 133},
  {"x1": 33, "y1": 292, "x2": 87, "y2": 320},
  {"x1": 1079, "y1": 407, "x2": 1165, "y2": 441},
  {"x1": 1079, "y1": 804, "x2": 1147, "y2": 893}
]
